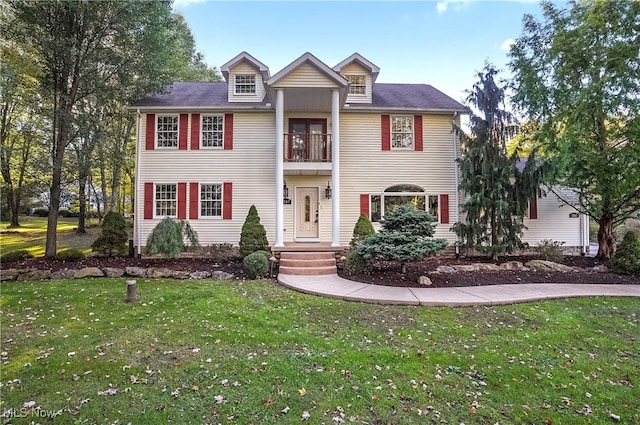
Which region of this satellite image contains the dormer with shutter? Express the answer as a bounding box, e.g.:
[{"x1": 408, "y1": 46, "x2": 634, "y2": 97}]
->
[
  {"x1": 333, "y1": 53, "x2": 380, "y2": 104},
  {"x1": 221, "y1": 51, "x2": 270, "y2": 103}
]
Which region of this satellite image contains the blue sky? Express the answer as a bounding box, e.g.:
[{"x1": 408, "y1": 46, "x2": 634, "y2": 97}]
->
[{"x1": 172, "y1": 0, "x2": 553, "y2": 104}]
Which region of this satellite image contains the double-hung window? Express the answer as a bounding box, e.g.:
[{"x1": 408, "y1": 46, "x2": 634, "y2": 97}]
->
[
  {"x1": 370, "y1": 185, "x2": 439, "y2": 223},
  {"x1": 391, "y1": 116, "x2": 413, "y2": 149},
  {"x1": 155, "y1": 184, "x2": 177, "y2": 217},
  {"x1": 234, "y1": 74, "x2": 256, "y2": 94},
  {"x1": 200, "y1": 184, "x2": 222, "y2": 217},
  {"x1": 346, "y1": 75, "x2": 366, "y2": 95},
  {"x1": 156, "y1": 115, "x2": 178, "y2": 148},
  {"x1": 201, "y1": 115, "x2": 224, "y2": 148}
]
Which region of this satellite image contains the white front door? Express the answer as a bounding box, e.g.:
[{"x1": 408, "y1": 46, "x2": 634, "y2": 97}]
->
[{"x1": 296, "y1": 187, "x2": 319, "y2": 239}]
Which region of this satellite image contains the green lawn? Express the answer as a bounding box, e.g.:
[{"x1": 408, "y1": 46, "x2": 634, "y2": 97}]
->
[
  {"x1": 0, "y1": 216, "x2": 101, "y2": 257},
  {"x1": 1, "y1": 278, "x2": 638, "y2": 424}
]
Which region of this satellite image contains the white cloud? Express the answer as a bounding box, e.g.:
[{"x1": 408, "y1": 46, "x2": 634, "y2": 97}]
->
[
  {"x1": 500, "y1": 38, "x2": 516, "y2": 50},
  {"x1": 436, "y1": 0, "x2": 472, "y2": 14},
  {"x1": 172, "y1": 0, "x2": 206, "y2": 8}
]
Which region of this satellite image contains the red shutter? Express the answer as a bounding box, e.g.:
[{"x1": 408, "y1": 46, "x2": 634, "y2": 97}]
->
[
  {"x1": 177, "y1": 182, "x2": 187, "y2": 219},
  {"x1": 190, "y1": 113, "x2": 200, "y2": 150},
  {"x1": 178, "y1": 114, "x2": 188, "y2": 150},
  {"x1": 224, "y1": 114, "x2": 233, "y2": 150},
  {"x1": 414, "y1": 115, "x2": 423, "y2": 151},
  {"x1": 440, "y1": 194, "x2": 449, "y2": 224},
  {"x1": 144, "y1": 182, "x2": 154, "y2": 219},
  {"x1": 381, "y1": 115, "x2": 390, "y2": 151},
  {"x1": 529, "y1": 197, "x2": 538, "y2": 220},
  {"x1": 360, "y1": 194, "x2": 370, "y2": 217},
  {"x1": 145, "y1": 114, "x2": 155, "y2": 150},
  {"x1": 223, "y1": 182, "x2": 232, "y2": 219},
  {"x1": 189, "y1": 182, "x2": 199, "y2": 219}
]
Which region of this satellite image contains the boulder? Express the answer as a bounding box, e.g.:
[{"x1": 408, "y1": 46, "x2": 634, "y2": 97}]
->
[
  {"x1": 418, "y1": 276, "x2": 433, "y2": 286},
  {"x1": 475, "y1": 263, "x2": 501, "y2": 271},
  {"x1": 525, "y1": 260, "x2": 574, "y2": 272},
  {"x1": 51, "y1": 269, "x2": 78, "y2": 280},
  {"x1": 211, "y1": 270, "x2": 234, "y2": 280},
  {"x1": 453, "y1": 265, "x2": 476, "y2": 272},
  {"x1": 189, "y1": 271, "x2": 211, "y2": 280},
  {"x1": 436, "y1": 265, "x2": 457, "y2": 273},
  {"x1": 75, "y1": 267, "x2": 105, "y2": 278},
  {"x1": 146, "y1": 267, "x2": 174, "y2": 278},
  {"x1": 172, "y1": 270, "x2": 191, "y2": 280},
  {"x1": 0, "y1": 269, "x2": 20, "y2": 281},
  {"x1": 103, "y1": 267, "x2": 125, "y2": 278},
  {"x1": 17, "y1": 269, "x2": 51, "y2": 281},
  {"x1": 500, "y1": 261, "x2": 529, "y2": 271},
  {"x1": 125, "y1": 267, "x2": 147, "y2": 277}
]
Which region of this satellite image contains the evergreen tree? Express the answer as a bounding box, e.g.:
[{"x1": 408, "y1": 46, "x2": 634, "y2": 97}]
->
[
  {"x1": 91, "y1": 211, "x2": 128, "y2": 256},
  {"x1": 145, "y1": 217, "x2": 199, "y2": 258},
  {"x1": 239, "y1": 205, "x2": 269, "y2": 258},
  {"x1": 452, "y1": 64, "x2": 546, "y2": 260},
  {"x1": 350, "y1": 214, "x2": 375, "y2": 248},
  {"x1": 357, "y1": 204, "x2": 448, "y2": 273}
]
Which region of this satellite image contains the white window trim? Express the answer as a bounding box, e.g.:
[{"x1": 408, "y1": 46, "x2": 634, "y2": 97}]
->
[
  {"x1": 199, "y1": 183, "x2": 223, "y2": 219},
  {"x1": 346, "y1": 74, "x2": 367, "y2": 96},
  {"x1": 370, "y1": 189, "x2": 440, "y2": 223},
  {"x1": 234, "y1": 74, "x2": 257, "y2": 95},
  {"x1": 391, "y1": 115, "x2": 414, "y2": 150},
  {"x1": 155, "y1": 114, "x2": 179, "y2": 149},
  {"x1": 154, "y1": 183, "x2": 177, "y2": 218},
  {"x1": 200, "y1": 114, "x2": 224, "y2": 149}
]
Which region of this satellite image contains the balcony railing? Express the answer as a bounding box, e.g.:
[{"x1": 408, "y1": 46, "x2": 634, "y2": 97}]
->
[{"x1": 284, "y1": 133, "x2": 331, "y2": 162}]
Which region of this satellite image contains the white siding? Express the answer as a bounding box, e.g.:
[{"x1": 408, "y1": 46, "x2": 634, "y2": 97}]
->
[
  {"x1": 273, "y1": 63, "x2": 341, "y2": 88},
  {"x1": 227, "y1": 62, "x2": 265, "y2": 103},
  {"x1": 340, "y1": 62, "x2": 372, "y2": 104}
]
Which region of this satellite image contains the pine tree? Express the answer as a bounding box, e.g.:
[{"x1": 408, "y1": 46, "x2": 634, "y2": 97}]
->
[
  {"x1": 350, "y1": 214, "x2": 375, "y2": 248},
  {"x1": 357, "y1": 204, "x2": 448, "y2": 273},
  {"x1": 91, "y1": 211, "x2": 128, "y2": 256},
  {"x1": 452, "y1": 64, "x2": 547, "y2": 260},
  {"x1": 239, "y1": 205, "x2": 269, "y2": 258}
]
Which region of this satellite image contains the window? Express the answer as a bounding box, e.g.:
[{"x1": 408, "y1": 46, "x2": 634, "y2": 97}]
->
[
  {"x1": 201, "y1": 115, "x2": 223, "y2": 148},
  {"x1": 155, "y1": 184, "x2": 176, "y2": 217},
  {"x1": 391, "y1": 116, "x2": 413, "y2": 149},
  {"x1": 370, "y1": 185, "x2": 436, "y2": 223},
  {"x1": 156, "y1": 115, "x2": 178, "y2": 148},
  {"x1": 234, "y1": 74, "x2": 256, "y2": 94},
  {"x1": 428, "y1": 195, "x2": 439, "y2": 221},
  {"x1": 200, "y1": 184, "x2": 222, "y2": 217},
  {"x1": 347, "y1": 75, "x2": 366, "y2": 95}
]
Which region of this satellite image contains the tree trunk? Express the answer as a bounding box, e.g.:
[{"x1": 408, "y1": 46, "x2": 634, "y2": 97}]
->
[
  {"x1": 596, "y1": 216, "x2": 616, "y2": 260},
  {"x1": 77, "y1": 176, "x2": 87, "y2": 234},
  {"x1": 9, "y1": 188, "x2": 21, "y2": 227}
]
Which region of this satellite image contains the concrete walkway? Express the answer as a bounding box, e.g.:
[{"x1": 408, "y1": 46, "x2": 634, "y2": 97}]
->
[{"x1": 277, "y1": 274, "x2": 640, "y2": 307}]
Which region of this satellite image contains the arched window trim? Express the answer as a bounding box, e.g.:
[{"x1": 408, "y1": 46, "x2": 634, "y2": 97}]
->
[{"x1": 371, "y1": 184, "x2": 438, "y2": 223}]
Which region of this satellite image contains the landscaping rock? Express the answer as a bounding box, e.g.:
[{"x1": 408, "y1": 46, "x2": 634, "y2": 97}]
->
[
  {"x1": 0, "y1": 269, "x2": 19, "y2": 281},
  {"x1": 51, "y1": 269, "x2": 78, "y2": 280},
  {"x1": 454, "y1": 265, "x2": 476, "y2": 272},
  {"x1": 17, "y1": 269, "x2": 51, "y2": 281},
  {"x1": 146, "y1": 267, "x2": 174, "y2": 278},
  {"x1": 525, "y1": 260, "x2": 574, "y2": 272},
  {"x1": 436, "y1": 265, "x2": 457, "y2": 273},
  {"x1": 75, "y1": 267, "x2": 105, "y2": 278},
  {"x1": 476, "y1": 263, "x2": 501, "y2": 271},
  {"x1": 500, "y1": 261, "x2": 529, "y2": 271},
  {"x1": 172, "y1": 270, "x2": 191, "y2": 279},
  {"x1": 189, "y1": 271, "x2": 211, "y2": 280},
  {"x1": 418, "y1": 276, "x2": 433, "y2": 286},
  {"x1": 589, "y1": 265, "x2": 609, "y2": 273},
  {"x1": 125, "y1": 267, "x2": 147, "y2": 277},
  {"x1": 211, "y1": 270, "x2": 234, "y2": 280},
  {"x1": 103, "y1": 267, "x2": 125, "y2": 278}
]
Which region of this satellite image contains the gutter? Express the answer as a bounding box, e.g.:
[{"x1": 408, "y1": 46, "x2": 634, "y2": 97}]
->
[
  {"x1": 135, "y1": 109, "x2": 142, "y2": 258},
  {"x1": 452, "y1": 111, "x2": 460, "y2": 255}
]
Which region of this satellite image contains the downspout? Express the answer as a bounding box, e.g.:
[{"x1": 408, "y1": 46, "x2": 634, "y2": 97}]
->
[
  {"x1": 135, "y1": 109, "x2": 142, "y2": 258},
  {"x1": 452, "y1": 111, "x2": 460, "y2": 256}
]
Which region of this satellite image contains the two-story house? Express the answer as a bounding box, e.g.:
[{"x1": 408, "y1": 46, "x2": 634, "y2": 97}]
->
[{"x1": 130, "y1": 51, "x2": 589, "y2": 256}]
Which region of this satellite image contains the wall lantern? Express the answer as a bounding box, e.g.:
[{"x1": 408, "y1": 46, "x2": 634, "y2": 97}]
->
[
  {"x1": 283, "y1": 182, "x2": 291, "y2": 204},
  {"x1": 325, "y1": 181, "x2": 332, "y2": 199}
]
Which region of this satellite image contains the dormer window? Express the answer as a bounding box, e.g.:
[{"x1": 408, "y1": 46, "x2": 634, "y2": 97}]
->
[
  {"x1": 346, "y1": 75, "x2": 366, "y2": 95},
  {"x1": 234, "y1": 74, "x2": 256, "y2": 94}
]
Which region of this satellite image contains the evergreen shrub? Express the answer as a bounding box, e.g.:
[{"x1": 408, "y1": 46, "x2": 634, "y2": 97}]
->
[
  {"x1": 243, "y1": 251, "x2": 270, "y2": 279},
  {"x1": 145, "y1": 217, "x2": 200, "y2": 258},
  {"x1": 350, "y1": 214, "x2": 375, "y2": 248},
  {"x1": 611, "y1": 231, "x2": 640, "y2": 275},
  {"x1": 534, "y1": 239, "x2": 565, "y2": 263},
  {"x1": 92, "y1": 211, "x2": 128, "y2": 256},
  {"x1": 239, "y1": 205, "x2": 269, "y2": 258},
  {"x1": 55, "y1": 249, "x2": 86, "y2": 261},
  {"x1": 1, "y1": 249, "x2": 34, "y2": 262}
]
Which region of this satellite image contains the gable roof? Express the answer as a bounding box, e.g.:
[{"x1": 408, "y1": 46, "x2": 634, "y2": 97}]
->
[
  {"x1": 333, "y1": 53, "x2": 380, "y2": 83},
  {"x1": 220, "y1": 51, "x2": 270, "y2": 82},
  {"x1": 129, "y1": 82, "x2": 268, "y2": 109},
  {"x1": 267, "y1": 52, "x2": 348, "y2": 87},
  {"x1": 367, "y1": 83, "x2": 465, "y2": 112}
]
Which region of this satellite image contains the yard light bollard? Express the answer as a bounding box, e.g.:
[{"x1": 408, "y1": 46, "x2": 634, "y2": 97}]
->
[
  {"x1": 126, "y1": 279, "x2": 137, "y2": 303},
  {"x1": 269, "y1": 256, "x2": 278, "y2": 277}
]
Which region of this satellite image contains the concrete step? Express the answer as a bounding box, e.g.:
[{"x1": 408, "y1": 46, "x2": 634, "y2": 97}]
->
[{"x1": 278, "y1": 251, "x2": 337, "y2": 276}]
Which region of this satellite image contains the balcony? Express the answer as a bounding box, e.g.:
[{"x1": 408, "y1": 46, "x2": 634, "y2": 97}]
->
[{"x1": 283, "y1": 133, "x2": 332, "y2": 175}]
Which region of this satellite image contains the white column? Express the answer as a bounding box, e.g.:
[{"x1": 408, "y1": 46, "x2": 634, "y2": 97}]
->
[
  {"x1": 275, "y1": 89, "x2": 285, "y2": 247},
  {"x1": 331, "y1": 89, "x2": 341, "y2": 247}
]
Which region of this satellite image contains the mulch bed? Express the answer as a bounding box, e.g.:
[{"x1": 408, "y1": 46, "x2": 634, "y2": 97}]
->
[{"x1": 3, "y1": 254, "x2": 639, "y2": 288}]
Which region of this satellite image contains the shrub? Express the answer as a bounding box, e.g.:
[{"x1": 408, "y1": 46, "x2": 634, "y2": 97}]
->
[
  {"x1": 350, "y1": 214, "x2": 375, "y2": 248},
  {"x1": 343, "y1": 248, "x2": 368, "y2": 275},
  {"x1": 534, "y1": 239, "x2": 565, "y2": 263},
  {"x1": 205, "y1": 243, "x2": 240, "y2": 262},
  {"x1": 92, "y1": 211, "x2": 129, "y2": 256},
  {"x1": 253, "y1": 250, "x2": 273, "y2": 261},
  {"x1": 55, "y1": 249, "x2": 86, "y2": 261},
  {"x1": 611, "y1": 231, "x2": 640, "y2": 275},
  {"x1": 58, "y1": 209, "x2": 74, "y2": 218},
  {"x1": 1, "y1": 249, "x2": 34, "y2": 262},
  {"x1": 145, "y1": 217, "x2": 200, "y2": 258},
  {"x1": 239, "y1": 205, "x2": 269, "y2": 258},
  {"x1": 243, "y1": 251, "x2": 270, "y2": 279},
  {"x1": 32, "y1": 208, "x2": 48, "y2": 217}
]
